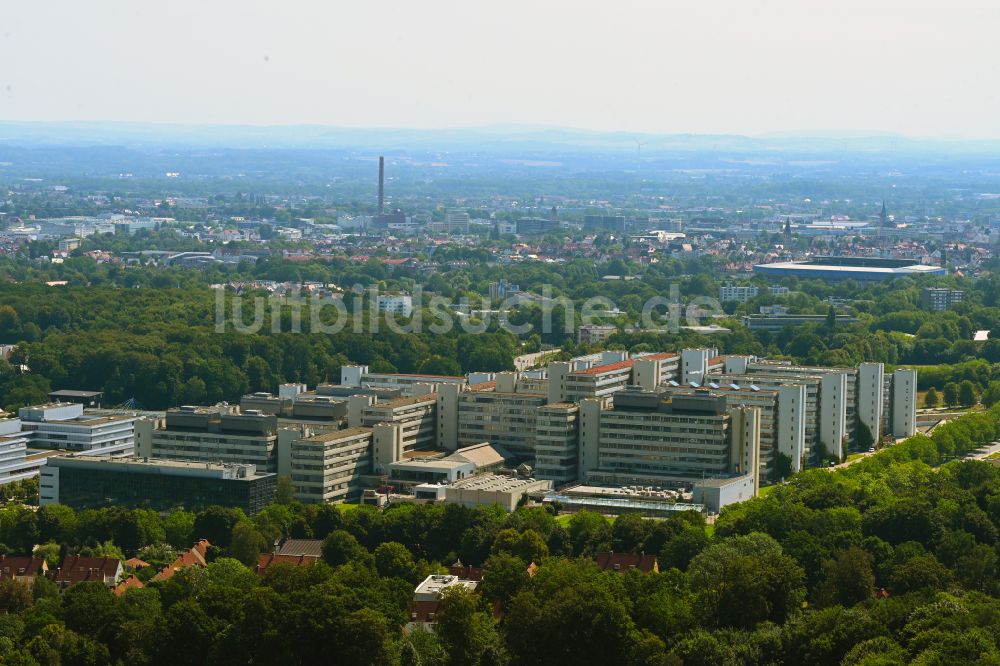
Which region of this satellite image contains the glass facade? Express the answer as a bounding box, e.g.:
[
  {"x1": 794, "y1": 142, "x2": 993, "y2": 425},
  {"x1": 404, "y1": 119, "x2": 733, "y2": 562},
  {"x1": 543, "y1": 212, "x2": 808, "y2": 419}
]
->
[{"x1": 52, "y1": 464, "x2": 276, "y2": 515}]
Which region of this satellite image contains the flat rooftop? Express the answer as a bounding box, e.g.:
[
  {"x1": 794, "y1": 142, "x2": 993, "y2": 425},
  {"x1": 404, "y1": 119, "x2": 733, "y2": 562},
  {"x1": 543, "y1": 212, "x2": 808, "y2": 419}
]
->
[
  {"x1": 59, "y1": 415, "x2": 136, "y2": 426},
  {"x1": 539, "y1": 402, "x2": 577, "y2": 411},
  {"x1": 49, "y1": 455, "x2": 274, "y2": 479},
  {"x1": 373, "y1": 395, "x2": 437, "y2": 408},
  {"x1": 803, "y1": 255, "x2": 917, "y2": 268},
  {"x1": 573, "y1": 360, "x2": 634, "y2": 375},
  {"x1": 543, "y1": 493, "x2": 705, "y2": 514},
  {"x1": 301, "y1": 427, "x2": 372, "y2": 442},
  {"x1": 754, "y1": 258, "x2": 945, "y2": 279},
  {"x1": 48, "y1": 390, "x2": 102, "y2": 398},
  {"x1": 414, "y1": 574, "x2": 478, "y2": 598},
  {"x1": 450, "y1": 473, "x2": 550, "y2": 492},
  {"x1": 390, "y1": 458, "x2": 471, "y2": 471}
]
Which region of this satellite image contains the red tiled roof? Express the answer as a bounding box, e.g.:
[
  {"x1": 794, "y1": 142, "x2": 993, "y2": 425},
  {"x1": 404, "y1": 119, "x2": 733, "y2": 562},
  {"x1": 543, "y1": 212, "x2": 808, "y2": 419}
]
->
[
  {"x1": 468, "y1": 381, "x2": 496, "y2": 391},
  {"x1": 114, "y1": 575, "x2": 144, "y2": 596},
  {"x1": 573, "y1": 360, "x2": 634, "y2": 375},
  {"x1": 256, "y1": 553, "x2": 320, "y2": 574},
  {"x1": 190, "y1": 539, "x2": 211, "y2": 562},
  {"x1": 448, "y1": 564, "x2": 483, "y2": 581},
  {"x1": 642, "y1": 352, "x2": 678, "y2": 361},
  {"x1": 0, "y1": 555, "x2": 47, "y2": 580},
  {"x1": 372, "y1": 373, "x2": 464, "y2": 380},
  {"x1": 151, "y1": 540, "x2": 211, "y2": 582},
  {"x1": 125, "y1": 557, "x2": 151, "y2": 569},
  {"x1": 51, "y1": 556, "x2": 122, "y2": 586},
  {"x1": 593, "y1": 552, "x2": 658, "y2": 574}
]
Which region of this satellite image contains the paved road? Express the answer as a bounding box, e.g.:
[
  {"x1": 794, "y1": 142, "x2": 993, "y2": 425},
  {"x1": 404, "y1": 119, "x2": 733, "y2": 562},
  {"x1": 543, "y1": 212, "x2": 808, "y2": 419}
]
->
[
  {"x1": 826, "y1": 450, "x2": 878, "y2": 470},
  {"x1": 965, "y1": 441, "x2": 1000, "y2": 461}
]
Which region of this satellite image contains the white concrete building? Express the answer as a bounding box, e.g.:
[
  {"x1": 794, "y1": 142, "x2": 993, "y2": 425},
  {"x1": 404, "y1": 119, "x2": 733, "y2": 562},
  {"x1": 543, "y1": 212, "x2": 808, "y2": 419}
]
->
[
  {"x1": 0, "y1": 419, "x2": 39, "y2": 484},
  {"x1": 659, "y1": 381, "x2": 807, "y2": 478},
  {"x1": 680, "y1": 348, "x2": 723, "y2": 384},
  {"x1": 719, "y1": 284, "x2": 759, "y2": 303},
  {"x1": 136, "y1": 407, "x2": 278, "y2": 472},
  {"x1": 579, "y1": 390, "x2": 760, "y2": 494},
  {"x1": 533, "y1": 403, "x2": 580, "y2": 485},
  {"x1": 456, "y1": 390, "x2": 547, "y2": 459},
  {"x1": 360, "y1": 395, "x2": 438, "y2": 472},
  {"x1": 19, "y1": 403, "x2": 136, "y2": 457},
  {"x1": 890, "y1": 369, "x2": 918, "y2": 438},
  {"x1": 338, "y1": 365, "x2": 465, "y2": 395},
  {"x1": 277, "y1": 426, "x2": 372, "y2": 503},
  {"x1": 631, "y1": 352, "x2": 680, "y2": 391},
  {"x1": 857, "y1": 362, "x2": 885, "y2": 443},
  {"x1": 377, "y1": 294, "x2": 413, "y2": 317},
  {"x1": 444, "y1": 473, "x2": 552, "y2": 512}
]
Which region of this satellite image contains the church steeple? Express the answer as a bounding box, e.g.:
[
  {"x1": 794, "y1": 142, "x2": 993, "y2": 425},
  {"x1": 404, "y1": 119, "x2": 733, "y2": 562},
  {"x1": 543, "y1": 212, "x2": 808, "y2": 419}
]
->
[
  {"x1": 783, "y1": 216, "x2": 792, "y2": 241},
  {"x1": 879, "y1": 200, "x2": 889, "y2": 228}
]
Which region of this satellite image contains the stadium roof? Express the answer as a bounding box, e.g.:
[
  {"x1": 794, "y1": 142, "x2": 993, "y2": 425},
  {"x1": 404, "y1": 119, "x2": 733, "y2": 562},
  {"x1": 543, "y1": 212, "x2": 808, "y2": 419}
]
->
[{"x1": 754, "y1": 257, "x2": 945, "y2": 281}]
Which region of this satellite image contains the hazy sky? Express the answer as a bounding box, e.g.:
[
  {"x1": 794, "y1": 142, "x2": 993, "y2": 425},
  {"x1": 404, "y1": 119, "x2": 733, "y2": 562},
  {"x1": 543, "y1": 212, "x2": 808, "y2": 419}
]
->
[{"x1": 2, "y1": 0, "x2": 999, "y2": 138}]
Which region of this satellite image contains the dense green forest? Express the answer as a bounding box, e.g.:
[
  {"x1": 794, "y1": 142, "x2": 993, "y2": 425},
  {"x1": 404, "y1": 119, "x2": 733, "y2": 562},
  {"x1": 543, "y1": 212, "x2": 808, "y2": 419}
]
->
[
  {"x1": 0, "y1": 405, "x2": 998, "y2": 664},
  {"x1": 0, "y1": 254, "x2": 999, "y2": 410}
]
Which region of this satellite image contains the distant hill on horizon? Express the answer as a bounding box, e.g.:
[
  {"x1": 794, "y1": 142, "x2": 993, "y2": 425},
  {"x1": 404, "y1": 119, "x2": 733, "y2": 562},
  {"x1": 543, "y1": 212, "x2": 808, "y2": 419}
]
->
[{"x1": 2, "y1": 120, "x2": 999, "y2": 157}]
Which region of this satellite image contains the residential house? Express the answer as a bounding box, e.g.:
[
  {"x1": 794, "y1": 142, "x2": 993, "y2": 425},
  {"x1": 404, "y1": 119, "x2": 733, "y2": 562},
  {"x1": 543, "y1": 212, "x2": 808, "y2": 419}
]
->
[
  {"x1": 0, "y1": 555, "x2": 48, "y2": 585},
  {"x1": 593, "y1": 552, "x2": 658, "y2": 574},
  {"x1": 50, "y1": 556, "x2": 123, "y2": 589}
]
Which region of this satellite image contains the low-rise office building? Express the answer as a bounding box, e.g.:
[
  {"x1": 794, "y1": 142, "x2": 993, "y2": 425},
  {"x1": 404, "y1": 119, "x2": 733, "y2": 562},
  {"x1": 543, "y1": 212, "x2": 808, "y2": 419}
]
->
[
  {"x1": 719, "y1": 284, "x2": 759, "y2": 303},
  {"x1": 577, "y1": 324, "x2": 618, "y2": 345},
  {"x1": 0, "y1": 418, "x2": 39, "y2": 484},
  {"x1": 444, "y1": 473, "x2": 552, "y2": 512},
  {"x1": 387, "y1": 442, "x2": 511, "y2": 487},
  {"x1": 542, "y1": 484, "x2": 705, "y2": 518},
  {"x1": 40, "y1": 455, "x2": 276, "y2": 515},
  {"x1": 136, "y1": 407, "x2": 279, "y2": 472},
  {"x1": 19, "y1": 403, "x2": 137, "y2": 456},
  {"x1": 741, "y1": 313, "x2": 859, "y2": 333},
  {"x1": 288, "y1": 395, "x2": 348, "y2": 421}
]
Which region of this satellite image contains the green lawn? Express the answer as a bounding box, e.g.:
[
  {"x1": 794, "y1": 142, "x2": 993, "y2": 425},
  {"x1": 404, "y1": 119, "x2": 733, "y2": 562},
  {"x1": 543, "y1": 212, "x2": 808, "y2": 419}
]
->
[{"x1": 554, "y1": 513, "x2": 612, "y2": 526}]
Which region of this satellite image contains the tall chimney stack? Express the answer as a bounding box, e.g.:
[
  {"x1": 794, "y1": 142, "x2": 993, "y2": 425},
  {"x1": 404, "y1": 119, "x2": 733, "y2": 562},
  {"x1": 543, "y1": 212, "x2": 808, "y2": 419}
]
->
[{"x1": 378, "y1": 156, "x2": 385, "y2": 215}]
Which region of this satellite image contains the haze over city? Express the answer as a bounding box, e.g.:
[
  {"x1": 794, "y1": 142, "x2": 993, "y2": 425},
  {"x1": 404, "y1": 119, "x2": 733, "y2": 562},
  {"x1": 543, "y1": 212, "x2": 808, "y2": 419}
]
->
[{"x1": 3, "y1": 0, "x2": 1000, "y2": 138}]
